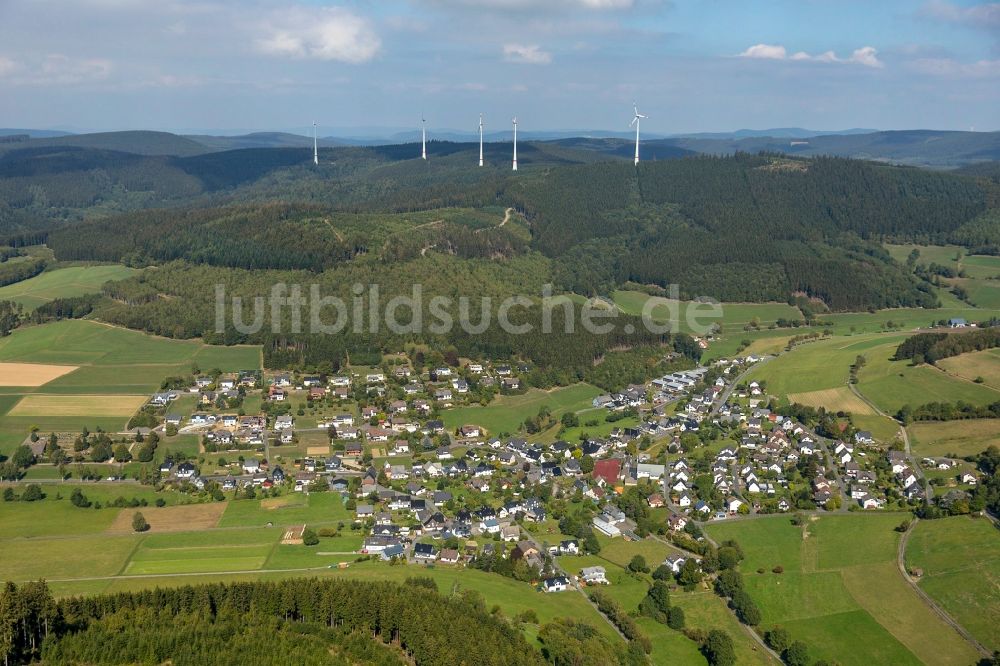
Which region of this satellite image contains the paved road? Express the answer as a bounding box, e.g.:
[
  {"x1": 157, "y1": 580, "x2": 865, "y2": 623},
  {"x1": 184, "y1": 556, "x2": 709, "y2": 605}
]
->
[{"x1": 896, "y1": 518, "x2": 991, "y2": 658}]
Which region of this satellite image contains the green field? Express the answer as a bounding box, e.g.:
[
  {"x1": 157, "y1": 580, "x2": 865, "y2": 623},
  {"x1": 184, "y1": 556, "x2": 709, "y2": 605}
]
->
[
  {"x1": 219, "y1": 492, "x2": 352, "y2": 528},
  {"x1": 0, "y1": 264, "x2": 137, "y2": 310},
  {"x1": 908, "y1": 419, "x2": 1000, "y2": 458},
  {"x1": 707, "y1": 514, "x2": 980, "y2": 666},
  {"x1": 441, "y1": 382, "x2": 601, "y2": 436},
  {"x1": 937, "y1": 348, "x2": 1000, "y2": 390},
  {"x1": 0, "y1": 319, "x2": 261, "y2": 439},
  {"x1": 906, "y1": 516, "x2": 1000, "y2": 651},
  {"x1": 749, "y1": 332, "x2": 1000, "y2": 417}
]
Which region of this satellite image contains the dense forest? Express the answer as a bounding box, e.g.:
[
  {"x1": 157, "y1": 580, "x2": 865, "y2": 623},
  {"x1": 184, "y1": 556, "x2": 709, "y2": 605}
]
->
[
  {"x1": 0, "y1": 577, "x2": 557, "y2": 666},
  {"x1": 893, "y1": 327, "x2": 1000, "y2": 364},
  {"x1": 3, "y1": 140, "x2": 1000, "y2": 313}
]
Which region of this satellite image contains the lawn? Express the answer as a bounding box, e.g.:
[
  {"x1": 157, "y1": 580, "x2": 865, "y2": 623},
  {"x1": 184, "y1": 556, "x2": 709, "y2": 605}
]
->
[
  {"x1": 937, "y1": 348, "x2": 1000, "y2": 390},
  {"x1": 908, "y1": 419, "x2": 1000, "y2": 458},
  {"x1": 706, "y1": 514, "x2": 979, "y2": 666},
  {"x1": 906, "y1": 515, "x2": 1000, "y2": 652},
  {"x1": 218, "y1": 492, "x2": 351, "y2": 528},
  {"x1": 441, "y1": 383, "x2": 602, "y2": 436},
  {"x1": 0, "y1": 264, "x2": 137, "y2": 310}
]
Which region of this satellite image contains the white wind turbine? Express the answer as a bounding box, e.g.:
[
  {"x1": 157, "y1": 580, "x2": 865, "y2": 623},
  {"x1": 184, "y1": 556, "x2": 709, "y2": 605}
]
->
[
  {"x1": 478, "y1": 113, "x2": 484, "y2": 167},
  {"x1": 630, "y1": 103, "x2": 647, "y2": 166},
  {"x1": 511, "y1": 116, "x2": 518, "y2": 171},
  {"x1": 421, "y1": 115, "x2": 427, "y2": 160},
  {"x1": 312, "y1": 121, "x2": 318, "y2": 165}
]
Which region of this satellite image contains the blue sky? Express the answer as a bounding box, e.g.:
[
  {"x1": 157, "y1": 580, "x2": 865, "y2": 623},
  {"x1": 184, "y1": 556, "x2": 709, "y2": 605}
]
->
[{"x1": 0, "y1": 0, "x2": 998, "y2": 133}]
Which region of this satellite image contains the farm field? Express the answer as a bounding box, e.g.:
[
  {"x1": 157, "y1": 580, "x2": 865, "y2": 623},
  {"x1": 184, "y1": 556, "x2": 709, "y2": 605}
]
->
[
  {"x1": 906, "y1": 516, "x2": 1000, "y2": 652},
  {"x1": 706, "y1": 514, "x2": 980, "y2": 666},
  {"x1": 937, "y1": 348, "x2": 1000, "y2": 390},
  {"x1": 750, "y1": 331, "x2": 1000, "y2": 418},
  {"x1": 908, "y1": 419, "x2": 1000, "y2": 458},
  {"x1": 612, "y1": 291, "x2": 797, "y2": 335},
  {"x1": 106, "y1": 502, "x2": 228, "y2": 533},
  {"x1": 0, "y1": 362, "x2": 78, "y2": 387},
  {"x1": 8, "y1": 394, "x2": 147, "y2": 417},
  {"x1": 0, "y1": 264, "x2": 137, "y2": 310},
  {"x1": 218, "y1": 492, "x2": 351, "y2": 528},
  {"x1": 0, "y1": 319, "x2": 261, "y2": 441},
  {"x1": 749, "y1": 333, "x2": 909, "y2": 396},
  {"x1": 441, "y1": 382, "x2": 601, "y2": 436},
  {"x1": 856, "y1": 342, "x2": 1000, "y2": 414}
]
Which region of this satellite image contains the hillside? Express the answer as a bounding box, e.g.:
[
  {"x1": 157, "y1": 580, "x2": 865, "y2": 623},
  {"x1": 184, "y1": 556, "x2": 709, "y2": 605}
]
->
[
  {"x1": 664, "y1": 129, "x2": 1000, "y2": 168},
  {"x1": 0, "y1": 130, "x2": 211, "y2": 157}
]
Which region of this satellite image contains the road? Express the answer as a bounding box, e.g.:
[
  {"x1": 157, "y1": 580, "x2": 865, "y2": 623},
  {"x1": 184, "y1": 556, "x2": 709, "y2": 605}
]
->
[
  {"x1": 896, "y1": 518, "x2": 991, "y2": 658},
  {"x1": 708, "y1": 356, "x2": 773, "y2": 419}
]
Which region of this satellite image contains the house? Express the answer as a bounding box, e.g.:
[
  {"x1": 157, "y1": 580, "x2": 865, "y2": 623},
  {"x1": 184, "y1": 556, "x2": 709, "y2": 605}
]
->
[
  {"x1": 242, "y1": 459, "x2": 261, "y2": 474},
  {"x1": 949, "y1": 318, "x2": 968, "y2": 328},
  {"x1": 726, "y1": 496, "x2": 744, "y2": 513},
  {"x1": 592, "y1": 458, "x2": 621, "y2": 486},
  {"x1": 460, "y1": 424, "x2": 481, "y2": 439},
  {"x1": 647, "y1": 493, "x2": 665, "y2": 508},
  {"x1": 664, "y1": 554, "x2": 687, "y2": 574},
  {"x1": 500, "y1": 525, "x2": 521, "y2": 542},
  {"x1": 176, "y1": 462, "x2": 196, "y2": 479},
  {"x1": 274, "y1": 415, "x2": 294, "y2": 430},
  {"x1": 439, "y1": 548, "x2": 460, "y2": 564},
  {"x1": 542, "y1": 576, "x2": 570, "y2": 593},
  {"x1": 854, "y1": 431, "x2": 874, "y2": 445},
  {"x1": 960, "y1": 472, "x2": 978, "y2": 485},
  {"x1": 413, "y1": 543, "x2": 437, "y2": 561},
  {"x1": 592, "y1": 515, "x2": 621, "y2": 537},
  {"x1": 580, "y1": 566, "x2": 608, "y2": 585},
  {"x1": 559, "y1": 539, "x2": 580, "y2": 555}
]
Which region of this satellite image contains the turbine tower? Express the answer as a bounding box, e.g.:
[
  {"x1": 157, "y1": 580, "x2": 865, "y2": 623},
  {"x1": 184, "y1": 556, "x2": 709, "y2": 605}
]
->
[
  {"x1": 478, "y1": 113, "x2": 484, "y2": 167},
  {"x1": 511, "y1": 117, "x2": 518, "y2": 171},
  {"x1": 630, "y1": 103, "x2": 647, "y2": 166},
  {"x1": 312, "y1": 121, "x2": 319, "y2": 165},
  {"x1": 421, "y1": 115, "x2": 427, "y2": 160}
]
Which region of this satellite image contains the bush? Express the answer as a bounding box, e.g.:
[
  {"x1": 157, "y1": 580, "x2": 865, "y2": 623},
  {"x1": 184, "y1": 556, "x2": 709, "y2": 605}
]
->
[
  {"x1": 772, "y1": 565, "x2": 784, "y2": 574},
  {"x1": 783, "y1": 641, "x2": 810, "y2": 666},
  {"x1": 628, "y1": 554, "x2": 649, "y2": 574},
  {"x1": 302, "y1": 528, "x2": 319, "y2": 546},
  {"x1": 666, "y1": 606, "x2": 685, "y2": 630},
  {"x1": 132, "y1": 512, "x2": 149, "y2": 532},
  {"x1": 764, "y1": 627, "x2": 792, "y2": 653},
  {"x1": 20, "y1": 484, "x2": 44, "y2": 502}
]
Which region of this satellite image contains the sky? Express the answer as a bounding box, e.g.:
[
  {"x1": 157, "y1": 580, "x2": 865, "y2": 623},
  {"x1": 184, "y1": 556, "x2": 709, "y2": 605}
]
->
[{"x1": 0, "y1": 0, "x2": 998, "y2": 134}]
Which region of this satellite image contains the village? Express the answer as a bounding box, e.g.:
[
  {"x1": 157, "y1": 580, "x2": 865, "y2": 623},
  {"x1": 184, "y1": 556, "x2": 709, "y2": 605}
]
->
[{"x1": 122, "y1": 346, "x2": 983, "y2": 594}]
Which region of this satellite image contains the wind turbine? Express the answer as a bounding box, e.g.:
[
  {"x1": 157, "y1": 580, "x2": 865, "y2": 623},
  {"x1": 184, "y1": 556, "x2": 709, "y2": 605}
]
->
[
  {"x1": 421, "y1": 115, "x2": 427, "y2": 160},
  {"x1": 478, "y1": 113, "x2": 484, "y2": 167},
  {"x1": 511, "y1": 117, "x2": 518, "y2": 171},
  {"x1": 630, "y1": 103, "x2": 647, "y2": 166},
  {"x1": 312, "y1": 121, "x2": 318, "y2": 165}
]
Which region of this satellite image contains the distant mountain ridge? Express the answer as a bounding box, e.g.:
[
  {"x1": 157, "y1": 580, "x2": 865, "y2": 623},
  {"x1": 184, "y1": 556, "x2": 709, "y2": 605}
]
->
[{"x1": 0, "y1": 127, "x2": 996, "y2": 167}]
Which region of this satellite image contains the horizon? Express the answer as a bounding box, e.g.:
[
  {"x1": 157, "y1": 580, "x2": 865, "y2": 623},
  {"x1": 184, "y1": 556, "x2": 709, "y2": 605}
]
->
[{"x1": 2, "y1": 0, "x2": 999, "y2": 133}]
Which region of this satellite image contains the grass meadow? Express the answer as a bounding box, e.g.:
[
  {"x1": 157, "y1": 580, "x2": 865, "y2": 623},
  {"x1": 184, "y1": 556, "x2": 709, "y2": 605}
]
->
[
  {"x1": 440, "y1": 383, "x2": 601, "y2": 436},
  {"x1": 906, "y1": 516, "x2": 1000, "y2": 652},
  {"x1": 0, "y1": 265, "x2": 137, "y2": 310},
  {"x1": 706, "y1": 514, "x2": 980, "y2": 666},
  {"x1": 908, "y1": 419, "x2": 1000, "y2": 458}
]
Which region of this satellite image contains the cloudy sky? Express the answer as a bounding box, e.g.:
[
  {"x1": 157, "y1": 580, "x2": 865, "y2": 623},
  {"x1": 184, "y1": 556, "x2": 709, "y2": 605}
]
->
[{"x1": 0, "y1": 0, "x2": 998, "y2": 134}]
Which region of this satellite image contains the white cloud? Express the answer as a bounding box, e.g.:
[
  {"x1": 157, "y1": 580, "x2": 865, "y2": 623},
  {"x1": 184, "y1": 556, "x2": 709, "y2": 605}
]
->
[
  {"x1": 740, "y1": 44, "x2": 786, "y2": 60},
  {"x1": 255, "y1": 7, "x2": 380, "y2": 63},
  {"x1": 739, "y1": 43, "x2": 883, "y2": 68},
  {"x1": 503, "y1": 43, "x2": 553, "y2": 64}
]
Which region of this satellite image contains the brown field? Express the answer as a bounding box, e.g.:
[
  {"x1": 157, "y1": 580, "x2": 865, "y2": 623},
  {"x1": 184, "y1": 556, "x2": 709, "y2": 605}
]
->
[
  {"x1": 937, "y1": 350, "x2": 1000, "y2": 391},
  {"x1": 743, "y1": 336, "x2": 794, "y2": 356},
  {"x1": 306, "y1": 446, "x2": 329, "y2": 456},
  {"x1": 106, "y1": 503, "x2": 227, "y2": 533},
  {"x1": 8, "y1": 394, "x2": 147, "y2": 417},
  {"x1": 786, "y1": 387, "x2": 876, "y2": 414},
  {"x1": 0, "y1": 362, "x2": 78, "y2": 387}
]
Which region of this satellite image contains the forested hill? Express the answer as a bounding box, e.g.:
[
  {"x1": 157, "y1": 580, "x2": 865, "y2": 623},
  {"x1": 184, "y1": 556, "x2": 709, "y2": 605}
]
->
[
  {"x1": 32, "y1": 150, "x2": 1000, "y2": 310},
  {"x1": 2, "y1": 578, "x2": 573, "y2": 666}
]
